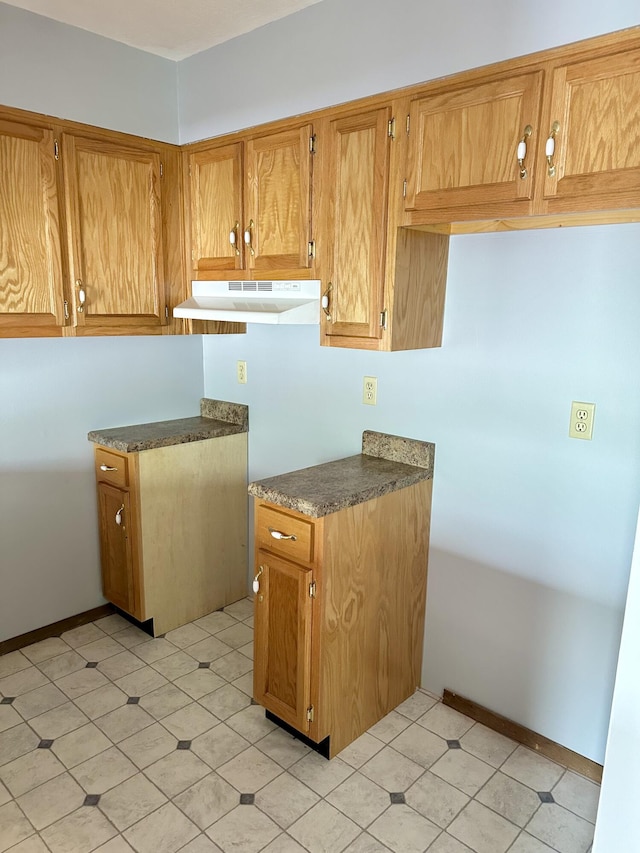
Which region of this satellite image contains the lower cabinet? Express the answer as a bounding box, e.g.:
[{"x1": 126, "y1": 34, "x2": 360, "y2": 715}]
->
[
  {"x1": 93, "y1": 435, "x2": 247, "y2": 635},
  {"x1": 253, "y1": 478, "x2": 432, "y2": 758}
]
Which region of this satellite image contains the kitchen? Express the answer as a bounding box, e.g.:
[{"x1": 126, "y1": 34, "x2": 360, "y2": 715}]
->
[{"x1": 1, "y1": 0, "x2": 640, "y2": 850}]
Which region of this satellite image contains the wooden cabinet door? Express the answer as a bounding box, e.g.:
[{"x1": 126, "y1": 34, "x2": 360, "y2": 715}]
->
[
  {"x1": 405, "y1": 72, "x2": 543, "y2": 218},
  {"x1": 318, "y1": 107, "x2": 390, "y2": 345},
  {"x1": 63, "y1": 135, "x2": 166, "y2": 331},
  {"x1": 0, "y1": 118, "x2": 67, "y2": 336},
  {"x1": 98, "y1": 482, "x2": 135, "y2": 614},
  {"x1": 542, "y1": 46, "x2": 640, "y2": 213},
  {"x1": 188, "y1": 142, "x2": 244, "y2": 273},
  {"x1": 253, "y1": 551, "x2": 313, "y2": 733},
  {"x1": 245, "y1": 125, "x2": 313, "y2": 273}
]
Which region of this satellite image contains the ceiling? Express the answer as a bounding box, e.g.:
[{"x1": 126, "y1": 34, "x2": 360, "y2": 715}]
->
[{"x1": 2, "y1": 0, "x2": 326, "y2": 60}]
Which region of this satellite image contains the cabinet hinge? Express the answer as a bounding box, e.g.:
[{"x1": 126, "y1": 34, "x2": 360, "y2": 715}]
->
[
  {"x1": 160, "y1": 162, "x2": 164, "y2": 178},
  {"x1": 403, "y1": 179, "x2": 407, "y2": 198},
  {"x1": 306, "y1": 705, "x2": 315, "y2": 722},
  {"x1": 388, "y1": 117, "x2": 396, "y2": 139},
  {"x1": 309, "y1": 134, "x2": 317, "y2": 154},
  {"x1": 165, "y1": 305, "x2": 169, "y2": 320},
  {"x1": 309, "y1": 581, "x2": 317, "y2": 598},
  {"x1": 380, "y1": 309, "x2": 388, "y2": 330},
  {"x1": 406, "y1": 114, "x2": 410, "y2": 135},
  {"x1": 63, "y1": 300, "x2": 69, "y2": 321},
  {"x1": 308, "y1": 241, "x2": 316, "y2": 259},
  {"x1": 54, "y1": 139, "x2": 60, "y2": 161}
]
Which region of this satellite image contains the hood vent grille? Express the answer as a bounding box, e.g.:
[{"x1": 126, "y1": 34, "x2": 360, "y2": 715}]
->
[{"x1": 227, "y1": 281, "x2": 274, "y2": 292}]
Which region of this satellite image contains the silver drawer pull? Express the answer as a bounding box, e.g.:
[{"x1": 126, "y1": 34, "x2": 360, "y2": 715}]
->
[
  {"x1": 100, "y1": 464, "x2": 118, "y2": 472},
  {"x1": 268, "y1": 527, "x2": 297, "y2": 541}
]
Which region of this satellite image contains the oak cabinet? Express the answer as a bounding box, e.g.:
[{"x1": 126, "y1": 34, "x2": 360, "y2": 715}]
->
[
  {"x1": 253, "y1": 479, "x2": 432, "y2": 758},
  {"x1": 314, "y1": 104, "x2": 450, "y2": 351},
  {"x1": 63, "y1": 134, "x2": 167, "y2": 334},
  {"x1": 404, "y1": 72, "x2": 544, "y2": 221},
  {"x1": 541, "y1": 43, "x2": 640, "y2": 214},
  {"x1": 93, "y1": 435, "x2": 248, "y2": 635},
  {"x1": 187, "y1": 123, "x2": 315, "y2": 280},
  {"x1": 0, "y1": 116, "x2": 68, "y2": 337}
]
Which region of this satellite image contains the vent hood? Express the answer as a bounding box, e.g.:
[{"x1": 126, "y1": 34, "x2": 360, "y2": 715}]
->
[{"x1": 173, "y1": 280, "x2": 321, "y2": 325}]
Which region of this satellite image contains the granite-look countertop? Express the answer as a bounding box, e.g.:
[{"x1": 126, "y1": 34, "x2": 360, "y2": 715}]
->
[
  {"x1": 88, "y1": 399, "x2": 248, "y2": 453},
  {"x1": 248, "y1": 430, "x2": 434, "y2": 518}
]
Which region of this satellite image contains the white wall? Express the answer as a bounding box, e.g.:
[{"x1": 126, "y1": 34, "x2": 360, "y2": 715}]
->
[
  {"x1": 0, "y1": 5, "x2": 202, "y2": 640},
  {"x1": 0, "y1": 2, "x2": 178, "y2": 141},
  {"x1": 181, "y1": 0, "x2": 640, "y2": 762}
]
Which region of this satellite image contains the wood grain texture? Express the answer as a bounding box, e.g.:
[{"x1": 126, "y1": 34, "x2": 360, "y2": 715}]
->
[
  {"x1": 443, "y1": 690, "x2": 603, "y2": 783},
  {"x1": 246, "y1": 124, "x2": 312, "y2": 272},
  {"x1": 390, "y1": 228, "x2": 449, "y2": 350},
  {"x1": 97, "y1": 482, "x2": 135, "y2": 615},
  {"x1": 160, "y1": 145, "x2": 188, "y2": 336},
  {"x1": 189, "y1": 142, "x2": 243, "y2": 272},
  {"x1": 318, "y1": 480, "x2": 432, "y2": 756},
  {"x1": 253, "y1": 550, "x2": 313, "y2": 733},
  {"x1": 256, "y1": 504, "x2": 314, "y2": 565},
  {"x1": 0, "y1": 118, "x2": 66, "y2": 331},
  {"x1": 543, "y1": 45, "x2": 640, "y2": 213},
  {"x1": 136, "y1": 433, "x2": 247, "y2": 635},
  {"x1": 63, "y1": 134, "x2": 165, "y2": 329},
  {"x1": 318, "y1": 107, "x2": 390, "y2": 344},
  {"x1": 405, "y1": 72, "x2": 543, "y2": 216}
]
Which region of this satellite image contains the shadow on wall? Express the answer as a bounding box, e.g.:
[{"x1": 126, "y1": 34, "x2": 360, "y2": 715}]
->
[
  {"x1": 423, "y1": 547, "x2": 625, "y2": 763},
  {"x1": 0, "y1": 469, "x2": 104, "y2": 642}
]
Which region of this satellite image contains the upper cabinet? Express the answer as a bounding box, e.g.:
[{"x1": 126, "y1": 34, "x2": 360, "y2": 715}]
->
[
  {"x1": 404, "y1": 72, "x2": 544, "y2": 221},
  {"x1": 0, "y1": 116, "x2": 67, "y2": 337},
  {"x1": 62, "y1": 134, "x2": 167, "y2": 334},
  {"x1": 187, "y1": 122, "x2": 314, "y2": 280},
  {"x1": 314, "y1": 103, "x2": 449, "y2": 352},
  {"x1": 542, "y1": 43, "x2": 640, "y2": 215}
]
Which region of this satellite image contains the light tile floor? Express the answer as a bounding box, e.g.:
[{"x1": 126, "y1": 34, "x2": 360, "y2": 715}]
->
[{"x1": 0, "y1": 599, "x2": 600, "y2": 853}]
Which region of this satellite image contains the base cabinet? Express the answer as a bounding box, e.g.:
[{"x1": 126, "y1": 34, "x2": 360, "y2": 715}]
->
[
  {"x1": 93, "y1": 434, "x2": 247, "y2": 635},
  {"x1": 253, "y1": 478, "x2": 432, "y2": 758}
]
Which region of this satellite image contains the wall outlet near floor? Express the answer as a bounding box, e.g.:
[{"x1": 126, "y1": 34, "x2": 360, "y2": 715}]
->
[
  {"x1": 237, "y1": 360, "x2": 247, "y2": 384},
  {"x1": 569, "y1": 401, "x2": 595, "y2": 440},
  {"x1": 363, "y1": 376, "x2": 377, "y2": 405}
]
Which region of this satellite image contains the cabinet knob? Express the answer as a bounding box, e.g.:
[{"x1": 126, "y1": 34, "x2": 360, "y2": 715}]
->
[
  {"x1": 76, "y1": 279, "x2": 86, "y2": 313},
  {"x1": 268, "y1": 527, "x2": 297, "y2": 542},
  {"x1": 243, "y1": 220, "x2": 255, "y2": 256},
  {"x1": 517, "y1": 125, "x2": 532, "y2": 180},
  {"x1": 253, "y1": 565, "x2": 263, "y2": 594},
  {"x1": 321, "y1": 283, "x2": 333, "y2": 322},
  {"x1": 115, "y1": 504, "x2": 125, "y2": 526},
  {"x1": 546, "y1": 121, "x2": 560, "y2": 177},
  {"x1": 229, "y1": 222, "x2": 240, "y2": 256}
]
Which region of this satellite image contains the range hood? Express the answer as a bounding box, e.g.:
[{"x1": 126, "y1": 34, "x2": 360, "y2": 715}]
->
[{"x1": 173, "y1": 280, "x2": 321, "y2": 325}]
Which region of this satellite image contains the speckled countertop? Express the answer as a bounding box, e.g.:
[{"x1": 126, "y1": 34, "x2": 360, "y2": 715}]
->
[
  {"x1": 88, "y1": 399, "x2": 248, "y2": 453},
  {"x1": 248, "y1": 430, "x2": 435, "y2": 518}
]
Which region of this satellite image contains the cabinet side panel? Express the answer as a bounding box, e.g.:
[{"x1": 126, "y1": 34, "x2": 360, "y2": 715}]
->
[
  {"x1": 319, "y1": 480, "x2": 432, "y2": 755},
  {"x1": 137, "y1": 433, "x2": 248, "y2": 634}
]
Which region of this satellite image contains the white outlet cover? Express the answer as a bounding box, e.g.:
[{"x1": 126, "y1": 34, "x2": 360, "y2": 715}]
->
[{"x1": 569, "y1": 401, "x2": 595, "y2": 440}]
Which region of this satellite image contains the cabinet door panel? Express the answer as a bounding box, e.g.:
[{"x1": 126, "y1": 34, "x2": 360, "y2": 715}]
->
[
  {"x1": 246, "y1": 126, "x2": 312, "y2": 272},
  {"x1": 189, "y1": 143, "x2": 244, "y2": 272},
  {"x1": 543, "y1": 47, "x2": 640, "y2": 212},
  {"x1": 405, "y1": 73, "x2": 543, "y2": 216},
  {"x1": 98, "y1": 482, "x2": 135, "y2": 614},
  {"x1": 321, "y1": 108, "x2": 390, "y2": 343},
  {"x1": 64, "y1": 135, "x2": 165, "y2": 329},
  {"x1": 253, "y1": 551, "x2": 312, "y2": 733},
  {"x1": 0, "y1": 119, "x2": 66, "y2": 335}
]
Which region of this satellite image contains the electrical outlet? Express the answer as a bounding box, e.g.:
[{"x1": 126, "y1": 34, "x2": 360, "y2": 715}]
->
[
  {"x1": 569, "y1": 401, "x2": 595, "y2": 440},
  {"x1": 363, "y1": 376, "x2": 377, "y2": 406},
  {"x1": 237, "y1": 360, "x2": 247, "y2": 384}
]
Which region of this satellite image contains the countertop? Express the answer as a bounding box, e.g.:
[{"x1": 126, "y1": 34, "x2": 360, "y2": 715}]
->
[
  {"x1": 248, "y1": 430, "x2": 435, "y2": 518},
  {"x1": 88, "y1": 398, "x2": 248, "y2": 453}
]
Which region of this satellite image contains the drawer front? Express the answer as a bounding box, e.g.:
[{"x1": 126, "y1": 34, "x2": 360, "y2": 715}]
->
[
  {"x1": 95, "y1": 447, "x2": 129, "y2": 488},
  {"x1": 256, "y1": 504, "x2": 314, "y2": 564}
]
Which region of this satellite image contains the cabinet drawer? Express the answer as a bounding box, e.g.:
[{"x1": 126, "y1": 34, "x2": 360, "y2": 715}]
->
[
  {"x1": 256, "y1": 504, "x2": 314, "y2": 564},
  {"x1": 95, "y1": 447, "x2": 129, "y2": 488}
]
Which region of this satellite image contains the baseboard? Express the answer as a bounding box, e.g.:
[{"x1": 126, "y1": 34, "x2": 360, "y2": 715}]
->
[
  {"x1": 443, "y1": 688, "x2": 603, "y2": 784},
  {"x1": 0, "y1": 604, "x2": 116, "y2": 656}
]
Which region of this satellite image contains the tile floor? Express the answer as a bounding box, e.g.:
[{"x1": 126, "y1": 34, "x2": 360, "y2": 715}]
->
[{"x1": 0, "y1": 599, "x2": 599, "y2": 853}]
